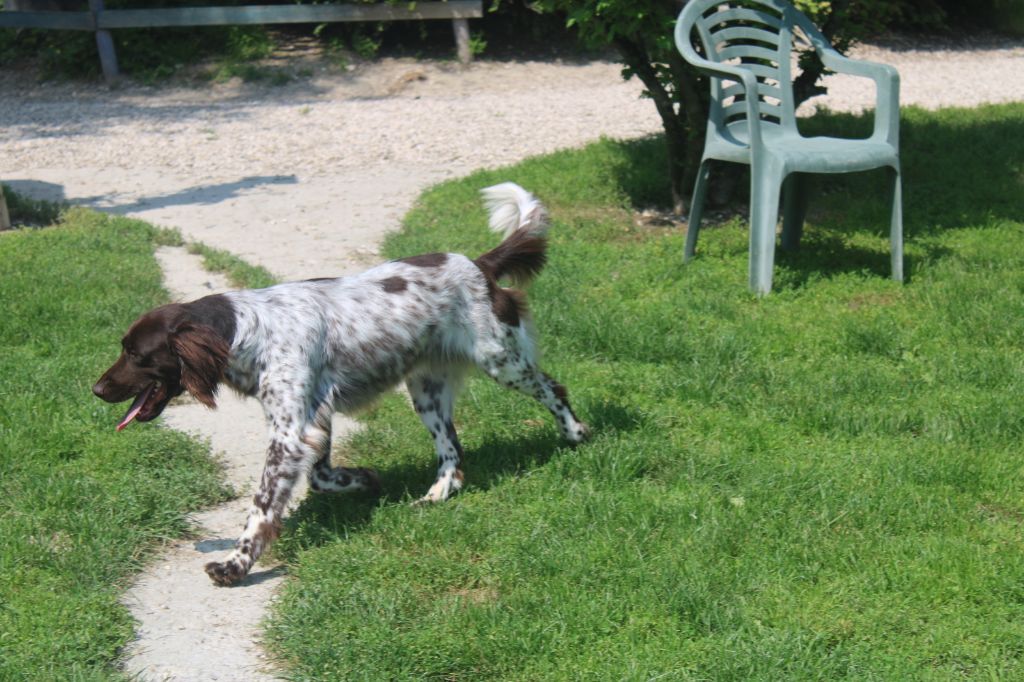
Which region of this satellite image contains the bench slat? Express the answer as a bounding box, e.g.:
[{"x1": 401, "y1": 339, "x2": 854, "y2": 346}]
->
[
  {"x1": 101, "y1": 3, "x2": 482, "y2": 28},
  {"x1": 0, "y1": 2, "x2": 482, "y2": 30}
]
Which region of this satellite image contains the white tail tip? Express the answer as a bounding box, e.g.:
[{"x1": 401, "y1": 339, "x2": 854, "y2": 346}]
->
[{"x1": 480, "y1": 182, "x2": 549, "y2": 239}]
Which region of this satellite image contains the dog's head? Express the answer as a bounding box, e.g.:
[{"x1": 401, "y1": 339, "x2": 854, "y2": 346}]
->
[{"x1": 93, "y1": 302, "x2": 231, "y2": 430}]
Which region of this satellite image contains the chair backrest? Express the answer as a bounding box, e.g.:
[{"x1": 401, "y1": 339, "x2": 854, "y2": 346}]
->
[{"x1": 677, "y1": 0, "x2": 811, "y2": 134}]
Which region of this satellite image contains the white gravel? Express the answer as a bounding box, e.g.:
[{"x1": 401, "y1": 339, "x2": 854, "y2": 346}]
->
[
  {"x1": 2, "y1": 36, "x2": 1021, "y2": 682},
  {"x1": 3, "y1": 58, "x2": 668, "y2": 280},
  {"x1": 4, "y1": 39, "x2": 1023, "y2": 281}
]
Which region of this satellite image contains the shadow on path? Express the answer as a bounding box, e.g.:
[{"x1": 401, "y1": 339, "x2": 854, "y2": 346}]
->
[{"x1": 5, "y1": 174, "x2": 297, "y2": 214}]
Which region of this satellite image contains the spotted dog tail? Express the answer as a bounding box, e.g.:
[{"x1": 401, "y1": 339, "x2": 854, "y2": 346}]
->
[{"x1": 474, "y1": 183, "x2": 549, "y2": 285}]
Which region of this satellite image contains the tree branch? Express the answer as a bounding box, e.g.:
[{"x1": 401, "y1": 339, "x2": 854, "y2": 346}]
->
[{"x1": 613, "y1": 35, "x2": 679, "y2": 130}]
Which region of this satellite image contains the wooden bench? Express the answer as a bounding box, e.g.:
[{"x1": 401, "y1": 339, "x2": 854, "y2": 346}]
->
[{"x1": 0, "y1": 0, "x2": 484, "y2": 82}]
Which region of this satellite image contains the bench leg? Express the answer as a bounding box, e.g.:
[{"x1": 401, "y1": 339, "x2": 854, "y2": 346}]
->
[
  {"x1": 453, "y1": 18, "x2": 471, "y2": 64},
  {"x1": 0, "y1": 185, "x2": 10, "y2": 231},
  {"x1": 89, "y1": 0, "x2": 120, "y2": 84}
]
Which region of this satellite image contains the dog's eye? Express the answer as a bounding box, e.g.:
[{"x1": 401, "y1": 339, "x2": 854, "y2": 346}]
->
[{"x1": 132, "y1": 351, "x2": 156, "y2": 368}]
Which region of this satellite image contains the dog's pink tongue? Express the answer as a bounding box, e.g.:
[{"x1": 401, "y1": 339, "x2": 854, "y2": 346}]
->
[{"x1": 116, "y1": 385, "x2": 153, "y2": 432}]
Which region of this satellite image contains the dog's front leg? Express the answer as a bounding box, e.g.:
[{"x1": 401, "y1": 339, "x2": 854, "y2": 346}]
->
[{"x1": 205, "y1": 437, "x2": 306, "y2": 586}]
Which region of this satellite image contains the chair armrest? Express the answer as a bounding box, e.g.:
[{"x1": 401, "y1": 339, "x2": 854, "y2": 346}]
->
[
  {"x1": 789, "y1": 8, "x2": 900, "y2": 147},
  {"x1": 782, "y1": 9, "x2": 897, "y2": 148},
  {"x1": 818, "y1": 49, "x2": 900, "y2": 146}
]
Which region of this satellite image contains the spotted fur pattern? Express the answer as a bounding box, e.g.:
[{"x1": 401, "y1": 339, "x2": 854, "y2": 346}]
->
[{"x1": 94, "y1": 182, "x2": 588, "y2": 586}]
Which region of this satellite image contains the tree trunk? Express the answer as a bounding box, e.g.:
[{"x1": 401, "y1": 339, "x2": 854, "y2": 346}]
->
[
  {"x1": 666, "y1": 45, "x2": 709, "y2": 213},
  {"x1": 614, "y1": 36, "x2": 706, "y2": 215}
]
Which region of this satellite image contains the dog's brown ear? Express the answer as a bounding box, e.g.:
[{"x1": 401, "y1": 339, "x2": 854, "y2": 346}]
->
[{"x1": 171, "y1": 322, "x2": 230, "y2": 408}]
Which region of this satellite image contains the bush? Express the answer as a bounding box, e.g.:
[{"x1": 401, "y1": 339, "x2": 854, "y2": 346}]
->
[
  {"x1": 0, "y1": 0, "x2": 412, "y2": 80},
  {"x1": 892, "y1": 0, "x2": 1024, "y2": 31},
  {"x1": 0, "y1": 0, "x2": 272, "y2": 80}
]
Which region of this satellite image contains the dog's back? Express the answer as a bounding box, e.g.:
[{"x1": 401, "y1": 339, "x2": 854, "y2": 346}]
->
[{"x1": 219, "y1": 183, "x2": 553, "y2": 411}]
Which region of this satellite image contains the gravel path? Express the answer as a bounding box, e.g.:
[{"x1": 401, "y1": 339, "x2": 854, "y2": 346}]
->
[
  {"x1": 2, "y1": 37, "x2": 1021, "y2": 681},
  {"x1": 2, "y1": 58, "x2": 667, "y2": 280}
]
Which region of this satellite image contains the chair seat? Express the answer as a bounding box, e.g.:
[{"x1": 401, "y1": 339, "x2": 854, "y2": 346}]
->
[{"x1": 706, "y1": 124, "x2": 899, "y2": 173}]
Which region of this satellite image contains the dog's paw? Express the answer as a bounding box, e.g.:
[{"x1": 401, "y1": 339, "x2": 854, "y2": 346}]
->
[
  {"x1": 567, "y1": 422, "x2": 591, "y2": 445},
  {"x1": 310, "y1": 466, "x2": 383, "y2": 495},
  {"x1": 205, "y1": 559, "x2": 247, "y2": 587},
  {"x1": 413, "y1": 469, "x2": 463, "y2": 506},
  {"x1": 355, "y1": 467, "x2": 382, "y2": 496}
]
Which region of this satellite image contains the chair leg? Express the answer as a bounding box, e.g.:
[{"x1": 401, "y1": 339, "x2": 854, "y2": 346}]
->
[
  {"x1": 889, "y1": 166, "x2": 904, "y2": 282},
  {"x1": 684, "y1": 160, "x2": 712, "y2": 262},
  {"x1": 749, "y1": 161, "x2": 784, "y2": 295},
  {"x1": 781, "y1": 172, "x2": 809, "y2": 252}
]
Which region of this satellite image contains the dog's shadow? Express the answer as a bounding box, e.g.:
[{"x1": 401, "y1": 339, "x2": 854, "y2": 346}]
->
[{"x1": 276, "y1": 401, "x2": 641, "y2": 557}]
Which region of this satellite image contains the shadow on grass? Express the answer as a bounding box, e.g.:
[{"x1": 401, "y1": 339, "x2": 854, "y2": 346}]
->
[
  {"x1": 772, "y1": 228, "x2": 955, "y2": 290},
  {"x1": 1, "y1": 183, "x2": 66, "y2": 227},
  {"x1": 278, "y1": 400, "x2": 645, "y2": 555},
  {"x1": 606, "y1": 103, "x2": 1024, "y2": 286},
  {"x1": 806, "y1": 106, "x2": 1024, "y2": 236}
]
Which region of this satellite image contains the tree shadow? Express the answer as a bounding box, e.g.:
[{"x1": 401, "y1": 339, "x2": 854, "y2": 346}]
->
[
  {"x1": 793, "y1": 107, "x2": 1024, "y2": 236},
  {"x1": 606, "y1": 104, "x2": 1024, "y2": 285},
  {"x1": 4, "y1": 174, "x2": 298, "y2": 222},
  {"x1": 772, "y1": 228, "x2": 954, "y2": 290},
  {"x1": 607, "y1": 135, "x2": 674, "y2": 210}
]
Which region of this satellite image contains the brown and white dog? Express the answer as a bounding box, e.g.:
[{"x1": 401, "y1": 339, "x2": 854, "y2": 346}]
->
[{"x1": 93, "y1": 183, "x2": 589, "y2": 586}]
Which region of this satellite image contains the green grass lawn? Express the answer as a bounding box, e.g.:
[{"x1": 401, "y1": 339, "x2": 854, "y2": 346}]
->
[
  {"x1": 266, "y1": 102, "x2": 1024, "y2": 680},
  {"x1": 0, "y1": 207, "x2": 231, "y2": 679}
]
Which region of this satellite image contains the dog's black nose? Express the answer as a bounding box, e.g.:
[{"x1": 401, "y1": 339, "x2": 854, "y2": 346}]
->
[{"x1": 92, "y1": 380, "x2": 107, "y2": 399}]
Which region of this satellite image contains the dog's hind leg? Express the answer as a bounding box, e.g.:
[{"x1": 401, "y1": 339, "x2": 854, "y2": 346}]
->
[
  {"x1": 305, "y1": 400, "x2": 380, "y2": 494},
  {"x1": 407, "y1": 369, "x2": 467, "y2": 503},
  {"x1": 477, "y1": 325, "x2": 590, "y2": 444}
]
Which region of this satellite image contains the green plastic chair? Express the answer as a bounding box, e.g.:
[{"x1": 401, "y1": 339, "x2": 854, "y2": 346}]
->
[{"x1": 674, "y1": 0, "x2": 903, "y2": 294}]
